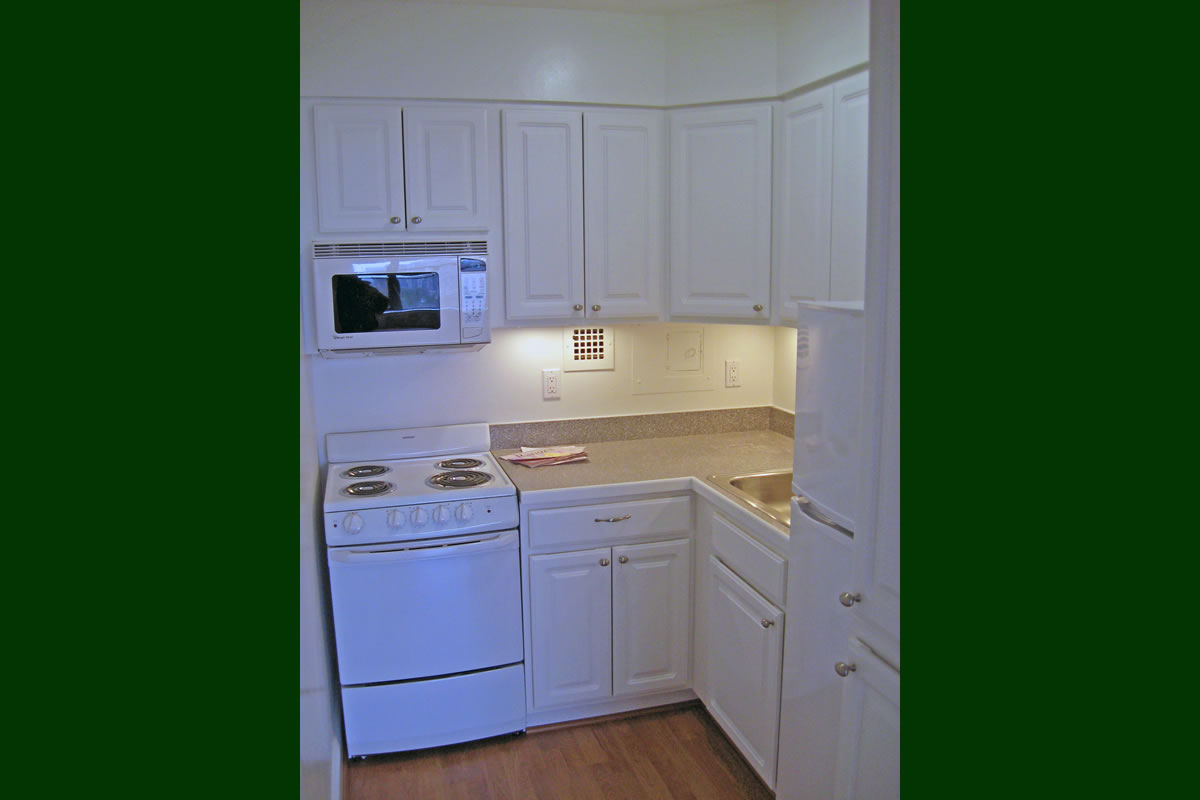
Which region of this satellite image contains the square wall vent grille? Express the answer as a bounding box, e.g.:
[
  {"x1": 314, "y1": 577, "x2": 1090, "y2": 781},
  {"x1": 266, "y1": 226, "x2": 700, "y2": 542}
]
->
[{"x1": 563, "y1": 326, "x2": 614, "y2": 371}]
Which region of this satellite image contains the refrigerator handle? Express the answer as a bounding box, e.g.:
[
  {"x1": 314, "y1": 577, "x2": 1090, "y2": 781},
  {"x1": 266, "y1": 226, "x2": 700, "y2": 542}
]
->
[{"x1": 792, "y1": 495, "x2": 855, "y2": 539}]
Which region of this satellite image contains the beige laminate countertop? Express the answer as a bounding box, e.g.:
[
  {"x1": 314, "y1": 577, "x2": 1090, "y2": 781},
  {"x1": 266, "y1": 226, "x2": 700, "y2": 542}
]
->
[{"x1": 492, "y1": 429, "x2": 793, "y2": 494}]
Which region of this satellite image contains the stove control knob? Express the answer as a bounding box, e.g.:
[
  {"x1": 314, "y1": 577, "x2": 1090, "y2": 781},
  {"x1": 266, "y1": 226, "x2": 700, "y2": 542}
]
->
[
  {"x1": 342, "y1": 513, "x2": 364, "y2": 535},
  {"x1": 386, "y1": 509, "x2": 408, "y2": 530},
  {"x1": 455, "y1": 503, "x2": 474, "y2": 522},
  {"x1": 411, "y1": 507, "x2": 430, "y2": 526},
  {"x1": 433, "y1": 505, "x2": 452, "y2": 523}
]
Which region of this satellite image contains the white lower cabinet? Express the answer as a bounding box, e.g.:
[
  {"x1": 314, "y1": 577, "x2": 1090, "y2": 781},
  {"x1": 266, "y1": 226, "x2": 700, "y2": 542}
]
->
[
  {"x1": 528, "y1": 538, "x2": 691, "y2": 710},
  {"x1": 528, "y1": 547, "x2": 612, "y2": 709},
  {"x1": 833, "y1": 638, "x2": 900, "y2": 800},
  {"x1": 705, "y1": 554, "x2": 785, "y2": 789}
]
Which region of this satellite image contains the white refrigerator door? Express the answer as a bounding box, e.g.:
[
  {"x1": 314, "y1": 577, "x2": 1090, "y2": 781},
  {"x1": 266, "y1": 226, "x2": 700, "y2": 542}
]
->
[{"x1": 792, "y1": 301, "x2": 865, "y2": 532}]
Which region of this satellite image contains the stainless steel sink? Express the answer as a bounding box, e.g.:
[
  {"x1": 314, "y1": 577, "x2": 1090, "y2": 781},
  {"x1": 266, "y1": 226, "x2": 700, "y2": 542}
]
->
[{"x1": 707, "y1": 469, "x2": 793, "y2": 529}]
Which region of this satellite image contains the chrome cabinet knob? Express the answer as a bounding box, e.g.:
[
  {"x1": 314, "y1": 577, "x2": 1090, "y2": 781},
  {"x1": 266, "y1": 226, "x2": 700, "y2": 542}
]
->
[
  {"x1": 761, "y1": 618, "x2": 775, "y2": 628},
  {"x1": 599, "y1": 558, "x2": 610, "y2": 567},
  {"x1": 834, "y1": 661, "x2": 857, "y2": 677},
  {"x1": 753, "y1": 304, "x2": 764, "y2": 312},
  {"x1": 389, "y1": 216, "x2": 402, "y2": 224},
  {"x1": 592, "y1": 304, "x2": 601, "y2": 311},
  {"x1": 839, "y1": 592, "x2": 863, "y2": 607},
  {"x1": 573, "y1": 304, "x2": 584, "y2": 311},
  {"x1": 618, "y1": 555, "x2": 629, "y2": 564},
  {"x1": 411, "y1": 216, "x2": 422, "y2": 224}
]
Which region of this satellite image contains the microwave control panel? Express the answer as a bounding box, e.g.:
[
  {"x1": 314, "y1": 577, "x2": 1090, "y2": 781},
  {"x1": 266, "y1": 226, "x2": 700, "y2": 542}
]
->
[{"x1": 460, "y1": 258, "x2": 488, "y2": 339}]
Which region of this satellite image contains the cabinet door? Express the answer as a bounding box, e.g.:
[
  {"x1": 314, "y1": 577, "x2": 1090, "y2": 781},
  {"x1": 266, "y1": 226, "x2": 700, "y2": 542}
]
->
[
  {"x1": 833, "y1": 639, "x2": 899, "y2": 800},
  {"x1": 402, "y1": 106, "x2": 490, "y2": 231},
  {"x1": 583, "y1": 111, "x2": 665, "y2": 319},
  {"x1": 502, "y1": 109, "x2": 585, "y2": 320},
  {"x1": 314, "y1": 104, "x2": 406, "y2": 233},
  {"x1": 706, "y1": 555, "x2": 784, "y2": 789},
  {"x1": 612, "y1": 538, "x2": 690, "y2": 697},
  {"x1": 775, "y1": 86, "x2": 834, "y2": 321},
  {"x1": 829, "y1": 72, "x2": 870, "y2": 302},
  {"x1": 528, "y1": 548, "x2": 612, "y2": 709},
  {"x1": 669, "y1": 104, "x2": 772, "y2": 320}
]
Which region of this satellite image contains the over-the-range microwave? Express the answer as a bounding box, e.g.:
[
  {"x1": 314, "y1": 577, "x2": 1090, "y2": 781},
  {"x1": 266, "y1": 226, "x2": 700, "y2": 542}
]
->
[{"x1": 312, "y1": 241, "x2": 489, "y2": 355}]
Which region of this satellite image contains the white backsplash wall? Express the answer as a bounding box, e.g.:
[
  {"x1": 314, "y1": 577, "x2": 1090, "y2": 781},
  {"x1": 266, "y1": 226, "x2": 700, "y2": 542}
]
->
[
  {"x1": 311, "y1": 323, "x2": 779, "y2": 463},
  {"x1": 774, "y1": 325, "x2": 799, "y2": 412},
  {"x1": 776, "y1": 0, "x2": 870, "y2": 94}
]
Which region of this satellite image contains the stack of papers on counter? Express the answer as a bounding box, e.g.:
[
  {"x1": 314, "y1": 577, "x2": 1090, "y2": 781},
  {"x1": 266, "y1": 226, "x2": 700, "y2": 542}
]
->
[{"x1": 499, "y1": 445, "x2": 588, "y2": 468}]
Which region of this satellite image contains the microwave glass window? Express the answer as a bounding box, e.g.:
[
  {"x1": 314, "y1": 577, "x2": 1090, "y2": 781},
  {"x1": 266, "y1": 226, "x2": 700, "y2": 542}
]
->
[{"x1": 332, "y1": 273, "x2": 442, "y2": 332}]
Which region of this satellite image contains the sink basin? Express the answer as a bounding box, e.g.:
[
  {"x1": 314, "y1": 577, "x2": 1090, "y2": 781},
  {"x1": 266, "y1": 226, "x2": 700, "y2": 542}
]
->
[{"x1": 708, "y1": 469, "x2": 793, "y2": 529}]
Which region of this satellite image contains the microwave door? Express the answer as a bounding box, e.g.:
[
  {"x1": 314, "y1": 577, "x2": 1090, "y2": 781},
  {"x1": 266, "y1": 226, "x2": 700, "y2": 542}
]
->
[{"x1": 324, "y1": 261, "x2": 460, "y2": 349}]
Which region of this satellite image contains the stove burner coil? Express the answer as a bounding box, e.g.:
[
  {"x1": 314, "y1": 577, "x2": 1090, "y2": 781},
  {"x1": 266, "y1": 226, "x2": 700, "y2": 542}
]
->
[
  {"x1": 436, "y1": 457, "x2": 484, "y2": 470},
  {"x1": 342, "y1": 481, "x2": 393, "y2": 497},
  {"x1": 341, "y1": 465, "x2": 391, "y2": 478},
  {"x1": 428, "y1": 470, "x2": 492, "y2": 489}
]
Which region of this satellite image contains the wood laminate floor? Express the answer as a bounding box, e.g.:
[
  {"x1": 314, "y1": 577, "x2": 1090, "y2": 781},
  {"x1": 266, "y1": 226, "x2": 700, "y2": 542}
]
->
[{"x1": 345, "y1": 703, "x2": 774, "y2": 800}]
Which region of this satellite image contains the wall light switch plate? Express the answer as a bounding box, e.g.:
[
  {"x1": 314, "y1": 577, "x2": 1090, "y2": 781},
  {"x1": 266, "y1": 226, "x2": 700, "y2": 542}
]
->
[
  {"x1": 542, "y1": 368, "x2": 562, "y2": 400},
  {"x1": 725, "y1": 359, "x2": 741, "y2": 387}
]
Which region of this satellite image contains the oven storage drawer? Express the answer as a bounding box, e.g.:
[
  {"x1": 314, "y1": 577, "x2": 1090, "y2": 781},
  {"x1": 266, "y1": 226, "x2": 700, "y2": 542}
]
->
[
  {"x1": 527, "y1": 495, "x2": 692, "y2": 549},
  {"x1": 341, "y1": 664, "x2": 526, "y2": 756},
  {"x1": 327, "y1": 530, "x2": 523, "y2": 685}
]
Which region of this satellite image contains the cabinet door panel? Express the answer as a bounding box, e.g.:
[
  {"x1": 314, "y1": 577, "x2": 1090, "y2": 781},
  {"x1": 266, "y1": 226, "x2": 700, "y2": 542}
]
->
[
  {"x1": 403, "y1": 106, "x2": 489, "y2": 230},
  {"x1": 706, "y1": 555, "x2": 784, "y2": 788},
  {"x1": 528, "y1": 548, "x2": 611, "y2": 709},
  {"x1": 775, "y1": 86, "x2": 834, "y2": 320},
  {"x1": 314, "y1": 105, "x2": 406, "y2": 232},
  {"x1": 612, "y1": 539, "x2": 690, "y2": 697},
  {"x1": 834, "y1": 639, "x2": 899, "y2": 800},
  {"x1": 584, "y1": 111, "x2": 665, "y2": 319},
  {"x1": 502, "y1": 109, "x2": 584, "y2": 319},
  {"x1": 830, "y1": 73, "x2": 870, "y2": 302},
  {"x1": 670, "y1": 104, "x2": 772, "y2": 320}
]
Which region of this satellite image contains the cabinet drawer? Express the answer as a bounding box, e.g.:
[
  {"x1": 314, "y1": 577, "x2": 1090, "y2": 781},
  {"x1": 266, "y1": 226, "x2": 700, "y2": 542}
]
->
[
  {"x1": 711, "y1": 511, "x2": 787, "y2": 606},
  {"x1": 528, "y1": 495, "x2": 692, "y2": 549}
]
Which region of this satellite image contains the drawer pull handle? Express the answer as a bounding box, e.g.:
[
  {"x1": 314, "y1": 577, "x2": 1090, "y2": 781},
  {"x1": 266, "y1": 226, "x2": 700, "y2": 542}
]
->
[
  {"x1": 599, "y1": 558, "x2": 610, "y2": 567},
  {"x1": 594, "y1": 515, "x2": 631, "y2": 523},
  {"x1": 618, "y1": 555, "x2": 629, "y2": 563},
  {"x1": 761, "y1": 618, "x2": 775, "y2": 628}
]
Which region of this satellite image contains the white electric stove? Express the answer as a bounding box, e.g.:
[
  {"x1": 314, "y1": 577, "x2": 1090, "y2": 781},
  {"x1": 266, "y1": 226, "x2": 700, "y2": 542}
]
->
[{"x1": 322, "y1": 423, "x2": 525, "y2": 757}]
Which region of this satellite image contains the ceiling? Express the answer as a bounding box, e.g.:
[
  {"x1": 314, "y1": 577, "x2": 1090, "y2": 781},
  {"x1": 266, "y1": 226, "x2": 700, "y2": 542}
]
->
[{"x1": 393, "y1": 0, "x2": 763, "y2": 14}]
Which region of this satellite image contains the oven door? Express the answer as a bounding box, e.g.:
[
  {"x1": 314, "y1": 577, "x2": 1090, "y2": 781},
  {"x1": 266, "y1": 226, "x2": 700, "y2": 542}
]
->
[
  {"x1": 314, "y1": 256, "x2": 460, "y2": 350},
  {"x1": 326, "y1": 530, "x2": 523, "y2": 685}
]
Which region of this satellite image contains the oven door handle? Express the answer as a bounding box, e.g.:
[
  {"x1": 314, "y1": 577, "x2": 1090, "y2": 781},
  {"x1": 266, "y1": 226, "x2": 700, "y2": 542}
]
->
[{"x1": 329, "y1": 531, "x2": 517, "y2": 564}]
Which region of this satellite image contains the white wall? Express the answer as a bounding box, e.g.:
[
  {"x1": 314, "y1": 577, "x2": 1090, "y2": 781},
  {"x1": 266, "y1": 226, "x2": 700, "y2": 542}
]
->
[
  {"x1": 773, "y1": 325, "x2": 799, "y2": 411},
  {"x1": 300, "y1": 320, "x2": 340, "y2": 800},
  {"x1": 665, "y1": 2, "x2": 778, "y2": 105},
  {"x1": 311, "y1": 322, "x2": 778, "y2": 460},
  {"x1": 776, "y1": 0, "x2": 870, "y2": 94},
  {"x1": 301, "y1": 0, "x2": 668, "y2": 105}
]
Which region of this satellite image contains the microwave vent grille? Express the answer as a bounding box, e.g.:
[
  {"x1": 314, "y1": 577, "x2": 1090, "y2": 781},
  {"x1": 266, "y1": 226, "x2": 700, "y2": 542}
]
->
[{"x1": 312, "y1": 241, "x2": 487, "y2": 259}]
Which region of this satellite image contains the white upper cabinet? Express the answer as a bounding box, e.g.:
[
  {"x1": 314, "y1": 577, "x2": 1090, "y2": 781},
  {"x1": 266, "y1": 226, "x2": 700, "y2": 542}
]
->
[
  {"x1": 669, "y1": 104, "x2": 772, "y2": 321},
  {"x1": 583, "y1": 111, "x2": 665, "y2": 319},
  {"x1": 774, "y1": 85, "x2": 834, "y2": 319},
  {"x1": 402, "y1": 106, "x2": 490, "y2": 230},
  {"x1": 314, "y1": 104, "x2": 406, "y2": 232},
  {"x1": 313, "y1": 104, "x2": 490, "y2": 234},
  {"x1": 830, "y1": 72, "x2": 870, "y2": 302},
  {"x1": 502, "y1": 109, "x2": 585, "y2": 320}
]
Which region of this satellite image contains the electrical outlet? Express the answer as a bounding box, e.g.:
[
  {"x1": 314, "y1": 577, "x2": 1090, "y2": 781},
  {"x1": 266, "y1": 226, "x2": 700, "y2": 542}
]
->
[
  {"x1": 542, "y1": 368, "x2": 562, "y2": 400},
  {"x1": 725, "y1": 359, "x2": 741, "y2": 388}
]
